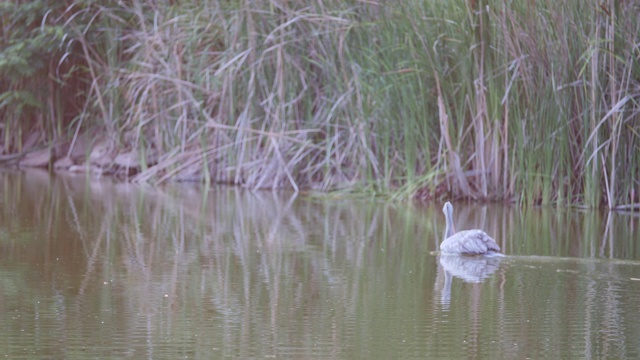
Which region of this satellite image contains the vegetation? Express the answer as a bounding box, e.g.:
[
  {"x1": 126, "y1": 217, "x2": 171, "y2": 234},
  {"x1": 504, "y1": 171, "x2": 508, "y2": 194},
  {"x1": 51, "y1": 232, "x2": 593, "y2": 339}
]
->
[{"x1": 1, "y1": 0, "x2": 639, "y2": 208}]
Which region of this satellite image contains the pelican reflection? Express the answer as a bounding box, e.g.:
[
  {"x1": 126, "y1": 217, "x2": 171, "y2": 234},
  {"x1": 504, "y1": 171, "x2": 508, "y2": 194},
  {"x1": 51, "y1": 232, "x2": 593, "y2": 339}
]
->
[{"x1": 438, "y1": 254, "x2": 502, "y2": 309}]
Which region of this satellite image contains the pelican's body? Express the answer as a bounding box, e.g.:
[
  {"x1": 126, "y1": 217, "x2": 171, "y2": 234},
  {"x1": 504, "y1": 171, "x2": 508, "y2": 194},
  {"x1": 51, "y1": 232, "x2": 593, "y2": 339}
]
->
[{"x1": 440, "y1": 202, "x2": 502, "y2": 256}]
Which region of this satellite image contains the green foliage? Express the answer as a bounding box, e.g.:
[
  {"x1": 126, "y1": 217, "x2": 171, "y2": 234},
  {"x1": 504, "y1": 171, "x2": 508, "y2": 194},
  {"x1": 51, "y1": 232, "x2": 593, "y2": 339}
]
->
[
  {"x1": 0, "y1": 1, "x2": 65, "y2": 77},
  {"x1": 0, "y1": 0, "x2": 71, "y2": 151}
]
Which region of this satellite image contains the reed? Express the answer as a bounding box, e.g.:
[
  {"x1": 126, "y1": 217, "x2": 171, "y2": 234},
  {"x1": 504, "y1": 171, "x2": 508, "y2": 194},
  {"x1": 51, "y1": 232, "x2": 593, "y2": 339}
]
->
[{"x1": 1, "y1": 0, "x2": 638, "y2": 208}]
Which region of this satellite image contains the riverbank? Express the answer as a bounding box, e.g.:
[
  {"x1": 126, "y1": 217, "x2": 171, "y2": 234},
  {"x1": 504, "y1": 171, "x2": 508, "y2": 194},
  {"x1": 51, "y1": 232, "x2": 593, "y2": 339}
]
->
[{"x1": 1, "y1": 1, "x2": 638, "y2": 207}]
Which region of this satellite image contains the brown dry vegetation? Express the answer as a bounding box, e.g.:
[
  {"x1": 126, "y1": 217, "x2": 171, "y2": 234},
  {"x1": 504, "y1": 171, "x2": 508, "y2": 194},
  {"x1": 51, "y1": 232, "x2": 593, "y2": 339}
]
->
[{"x1": 1, "y1": 0, "x2": 639, "y2": 208}]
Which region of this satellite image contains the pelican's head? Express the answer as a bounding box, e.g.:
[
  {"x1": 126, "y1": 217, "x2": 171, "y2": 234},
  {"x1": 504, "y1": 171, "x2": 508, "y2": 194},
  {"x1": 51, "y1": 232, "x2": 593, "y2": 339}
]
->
[
  {"x1": 443, "y1": 201, "x2": 453, "y2": 218},
  {"x1": 442, "y1": 201, "x2": 456, "y2": 237}
]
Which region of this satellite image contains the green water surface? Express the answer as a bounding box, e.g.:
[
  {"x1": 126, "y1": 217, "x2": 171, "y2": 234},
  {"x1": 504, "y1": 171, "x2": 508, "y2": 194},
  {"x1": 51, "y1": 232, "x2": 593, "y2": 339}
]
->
[{"x1": 1, "y1": 171, "x2": 639, "y2": 359}]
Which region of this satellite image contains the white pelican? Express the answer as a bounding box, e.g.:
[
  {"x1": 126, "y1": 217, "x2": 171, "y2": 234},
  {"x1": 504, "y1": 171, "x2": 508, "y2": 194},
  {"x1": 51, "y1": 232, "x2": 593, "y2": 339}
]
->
[{"x1": 440, "y1": 201, "x2": 502, "y2": 256}]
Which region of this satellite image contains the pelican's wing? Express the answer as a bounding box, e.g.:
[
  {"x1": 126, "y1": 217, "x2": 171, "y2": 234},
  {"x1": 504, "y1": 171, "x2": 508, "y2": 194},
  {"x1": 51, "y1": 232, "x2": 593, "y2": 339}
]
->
[{"x1": 441, "y1": 230, "x2": 500, "y2": 255}]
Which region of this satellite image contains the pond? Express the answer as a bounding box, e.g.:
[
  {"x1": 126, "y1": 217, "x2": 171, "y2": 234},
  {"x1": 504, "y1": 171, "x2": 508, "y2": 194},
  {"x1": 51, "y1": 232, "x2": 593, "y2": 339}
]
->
[{"x1": 1, "y1": 171, "x2": 639, "y2": 359}]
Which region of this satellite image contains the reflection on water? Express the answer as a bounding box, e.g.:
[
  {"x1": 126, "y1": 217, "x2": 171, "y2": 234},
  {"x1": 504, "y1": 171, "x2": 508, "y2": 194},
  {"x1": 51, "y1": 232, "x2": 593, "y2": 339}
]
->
[
  {"x1": 0, "y1": 170, "x2": 639, "y2": 359},
  {"x1": 439, "y1": 255, "x2": 503, "y2": 283},
  {"x1": 438, "y1": 255, "x2": 503, "y2": 310}
]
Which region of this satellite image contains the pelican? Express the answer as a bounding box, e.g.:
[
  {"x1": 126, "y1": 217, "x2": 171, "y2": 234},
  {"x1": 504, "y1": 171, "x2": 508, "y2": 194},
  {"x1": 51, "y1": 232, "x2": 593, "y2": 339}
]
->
[{"x1": 440, "y1": 201, "x2": 502, "y2": 256}]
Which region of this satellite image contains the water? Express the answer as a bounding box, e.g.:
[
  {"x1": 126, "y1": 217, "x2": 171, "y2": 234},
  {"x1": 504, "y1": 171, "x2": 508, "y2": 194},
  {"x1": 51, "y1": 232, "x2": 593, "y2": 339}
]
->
[{"x1": 1, "y1": 170, "x2": 639, "y2": 359}]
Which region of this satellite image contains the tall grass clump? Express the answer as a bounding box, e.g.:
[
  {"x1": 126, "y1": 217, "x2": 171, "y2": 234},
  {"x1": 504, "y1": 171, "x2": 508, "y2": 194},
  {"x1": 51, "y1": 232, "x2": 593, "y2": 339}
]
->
[{"x1": 1, "y1": 0, "x2": 639, "y2": 208}]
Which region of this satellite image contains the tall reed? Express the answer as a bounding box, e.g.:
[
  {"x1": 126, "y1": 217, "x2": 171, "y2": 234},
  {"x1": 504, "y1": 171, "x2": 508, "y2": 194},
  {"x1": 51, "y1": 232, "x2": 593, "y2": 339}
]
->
[{"x1": 1, "y1": 0, "x2": 638, "y2": 208}]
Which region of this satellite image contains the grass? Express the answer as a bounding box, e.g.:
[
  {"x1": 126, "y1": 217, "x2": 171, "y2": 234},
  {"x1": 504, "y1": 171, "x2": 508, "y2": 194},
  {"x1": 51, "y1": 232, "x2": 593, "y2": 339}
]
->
[{"x1": 0, "y1": 0, "x2": 639, "y2": 208}]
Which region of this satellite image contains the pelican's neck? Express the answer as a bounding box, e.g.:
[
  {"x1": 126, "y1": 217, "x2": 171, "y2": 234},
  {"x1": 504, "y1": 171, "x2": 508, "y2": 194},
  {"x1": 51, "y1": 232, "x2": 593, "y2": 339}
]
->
[{"x1": 443, "y1": 205, "x2": 455, "y2": 239}]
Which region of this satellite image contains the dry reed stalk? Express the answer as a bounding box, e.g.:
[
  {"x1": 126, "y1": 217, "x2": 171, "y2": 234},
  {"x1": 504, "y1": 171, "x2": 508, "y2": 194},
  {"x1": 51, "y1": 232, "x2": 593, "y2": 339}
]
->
[
  {"x1": 588, "y1": 8, "x2": 602, "y2": 206},
  {"x1": 606, "y1": 1, "x2": 617, "y2": 209},
  {"x1": 435, "y1": 72, "x2": 472, "y2": 198},
  {"x1": 473, "y1": 5, "x2": 488, "y2": 199}
]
